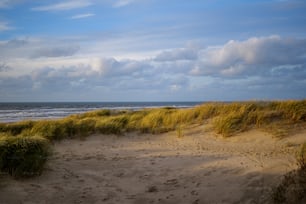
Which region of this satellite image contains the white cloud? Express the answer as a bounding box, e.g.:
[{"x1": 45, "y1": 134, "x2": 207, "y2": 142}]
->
[
  {"x1": 32, "y1": 0, "x2": 92, "y2": 11},
  {"x1": 70, "y1": 13, "x2": 95, "y2": 19},
  {"x1": 191, "y1": 35, "x2": 306, "y2": 77},
  {"x1": 0, "y1": 21, "x2": 13, "y2": 32},
  {"x1": 154, "y1": 47, "x2": 198, "y2": 62},
  {"x1": 113, "y1": 0, "x2": 136, "y2": 7},
  {"x1": 2, "y1": 35, "x2": 306, "y2": 79},
  {"x1": 1, "y1": 35, "x2": 306, "y2": 101}
]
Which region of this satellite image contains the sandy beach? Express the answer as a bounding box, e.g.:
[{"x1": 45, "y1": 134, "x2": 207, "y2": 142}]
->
[{"x1": 0, "y1": 125, "x2": 305, "y2": 204}]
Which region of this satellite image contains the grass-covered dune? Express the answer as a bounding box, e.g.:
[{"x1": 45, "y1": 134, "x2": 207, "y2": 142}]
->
[{"x1": 0, "y1": 100, "x2": 306, "y2": 178}]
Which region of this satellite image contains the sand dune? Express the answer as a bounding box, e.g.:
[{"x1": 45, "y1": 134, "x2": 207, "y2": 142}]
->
[{"x1": 0, "y1": 125, "x2": 305, "y2": 204}]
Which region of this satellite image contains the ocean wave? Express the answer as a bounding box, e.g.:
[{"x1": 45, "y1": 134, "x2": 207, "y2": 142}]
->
[{"x1": 0, "y1": 102, "x2": 201, "y2": 123}]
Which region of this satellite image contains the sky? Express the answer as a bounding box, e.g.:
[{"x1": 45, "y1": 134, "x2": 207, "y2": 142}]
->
[{"x1": 0, "y1": 0, "x2": 306, "y2": 102}]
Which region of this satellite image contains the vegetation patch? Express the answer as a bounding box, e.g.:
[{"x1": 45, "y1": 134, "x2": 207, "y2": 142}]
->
[
  {"x1": 0, "y1": 100, "x2": 305, "y2": 178},
  {"x1": 0, "y1": 135, "x2": 51, "y2": 178},
  {"x1": 272, "y1": 143, "x2": 306, "y2": 203}
]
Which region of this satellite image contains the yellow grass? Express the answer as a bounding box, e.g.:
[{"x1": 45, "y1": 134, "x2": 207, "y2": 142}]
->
[{"x1": 0, "y1": 100, "x2": 305, "y2": 178}]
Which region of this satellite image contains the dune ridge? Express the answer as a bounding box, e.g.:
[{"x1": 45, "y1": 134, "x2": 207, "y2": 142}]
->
[{"x1": 0, "y1": 100, "x2": 306, "y2": 203}]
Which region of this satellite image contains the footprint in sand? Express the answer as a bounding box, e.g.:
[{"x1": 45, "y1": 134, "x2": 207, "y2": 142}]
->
[
  {"x1": 191, "y1": 190, "x2": 199, "y2": 196},
  {"x1": 192, "y1": 199, "x2": 200, "y2": 204},
  {"x1": 52, "y1": 185, "x2": 63, "y2": 190},
  {"x1": 164, "y1": 179, "x2": 178, "y2": 185},
  {"x1": 30, "y1": 183, "x2": 41, "y2": 188},
  {"x1": 203, "y1": 171, "x2": 212, "y2": 176},
  {"x1": 126, "y1": 194, "x2": 136, "y2": 199},
  {"x1": 114, "y1": 172, "x2": 125, "y2": 177},
  {"x1": 147, "y1": 185, "x2": 158, "y2": 193}
]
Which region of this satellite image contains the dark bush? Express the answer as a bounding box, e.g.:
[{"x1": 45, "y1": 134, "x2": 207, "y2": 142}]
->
[{"x1": 0, "y1": 135, "x2": 51, "y2": 178}]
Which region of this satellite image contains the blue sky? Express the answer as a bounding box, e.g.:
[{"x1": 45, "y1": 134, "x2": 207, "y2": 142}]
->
[{"x1": 0, "y1": 0, "x2": 306, "y2": 102}]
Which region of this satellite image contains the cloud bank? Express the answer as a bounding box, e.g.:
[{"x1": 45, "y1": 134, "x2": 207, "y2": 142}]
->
[
  {"x1": 191, "y1": 35, "x2": 306, "y2": 77},
  {"x1": 1, "y1": 36, "x2": 306, "y2": 101}
]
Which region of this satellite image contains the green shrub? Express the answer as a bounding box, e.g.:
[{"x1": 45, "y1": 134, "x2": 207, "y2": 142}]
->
[
  {"x1": 0, "y1": 120, "x2": 34, "y2": 136},
  {"x1": 0, "y1": 135, "x2": 51, "y2": 178}
]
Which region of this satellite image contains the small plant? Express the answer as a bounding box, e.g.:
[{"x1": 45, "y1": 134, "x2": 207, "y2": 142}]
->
[
  {"x1": 272, "y1": 143, "x2": 306, "y2": 203},
  {"x1": 212, "y1": 113, "x2": 245, "y2": 137},
  {"x1": 75, "y1": 118, "x2": 97, "y2": 137},
  {"x1": 176, "y1": 125, "x2": 183, "y2": 138},
  {"x1": 95, "y1": 116, "x2": 127, "y2": 135},
  {"x1": 297, "y1": 142, "x2": 306, "y2": 169},
  {"x1": 138, "y1": 109, "x2": 176, "y2": 134},
  {"x1": 0, "y1": 135, "x2": 51, "y2": 178}
]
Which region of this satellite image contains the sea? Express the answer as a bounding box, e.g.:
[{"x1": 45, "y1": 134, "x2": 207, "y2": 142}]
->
[{"x1": 0, "y1": 102, "x2": 203, "y2": 123}]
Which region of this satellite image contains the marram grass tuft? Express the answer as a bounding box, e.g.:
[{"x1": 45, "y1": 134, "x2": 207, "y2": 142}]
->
[{"x1": 0, "y1": 135, "x2": 51, "y2": 178}]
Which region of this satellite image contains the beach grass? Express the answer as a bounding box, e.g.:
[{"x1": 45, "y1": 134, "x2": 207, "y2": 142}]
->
[
  {"x1": 0, "y1": 100, "x2": 305, "y2": 177},
  {"x1": 272, "y1": 142, "x2": 306, "y2": 203},
  {"x1": 0, "y1": 100, "x2": 305, "y2": 139},
  {"x1": 0, "y1": 134, "x2": 51, "y2": 178}
]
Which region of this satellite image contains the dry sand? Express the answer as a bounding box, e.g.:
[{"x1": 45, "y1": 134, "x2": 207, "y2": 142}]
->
[{"x1": 0, "y1": 125, "x2": 305, "y2": 204}]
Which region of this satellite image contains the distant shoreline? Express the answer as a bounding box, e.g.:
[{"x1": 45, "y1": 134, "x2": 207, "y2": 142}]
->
[{"x1": 0, "y1": 101, "x2": 203, "y2": 123}]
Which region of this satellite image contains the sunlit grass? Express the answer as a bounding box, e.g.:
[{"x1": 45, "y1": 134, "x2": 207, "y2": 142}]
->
[
  {"x1": 0, "y1": 100, "x2": 305, "y2": 178},
  {"x1": 1, "y1": 100, "x2": 305, "y2": 139},
  {"x1": 0, "y1": 120, "x2": 35, "y2": 136}
]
